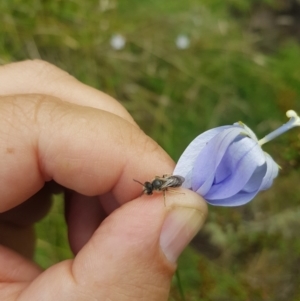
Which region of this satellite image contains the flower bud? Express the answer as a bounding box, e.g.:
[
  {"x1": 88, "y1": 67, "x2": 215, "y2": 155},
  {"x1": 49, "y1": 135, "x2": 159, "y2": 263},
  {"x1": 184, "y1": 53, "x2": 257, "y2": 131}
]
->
[{"x1": 174, "y1": 111, "x2": 300, "y2": 207}]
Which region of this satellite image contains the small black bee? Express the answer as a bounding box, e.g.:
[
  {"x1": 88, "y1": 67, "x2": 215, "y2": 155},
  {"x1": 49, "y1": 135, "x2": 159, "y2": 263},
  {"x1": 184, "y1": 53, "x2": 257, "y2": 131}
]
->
[{"x1": 133, "y1": 174, "x2": 185, "y2": 205}]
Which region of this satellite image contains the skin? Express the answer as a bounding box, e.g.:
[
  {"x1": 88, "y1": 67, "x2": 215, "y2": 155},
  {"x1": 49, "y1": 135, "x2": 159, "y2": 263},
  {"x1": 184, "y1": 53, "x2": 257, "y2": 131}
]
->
[{"x1": 0, "y1": 60, "x2": 207, "y2": 301}]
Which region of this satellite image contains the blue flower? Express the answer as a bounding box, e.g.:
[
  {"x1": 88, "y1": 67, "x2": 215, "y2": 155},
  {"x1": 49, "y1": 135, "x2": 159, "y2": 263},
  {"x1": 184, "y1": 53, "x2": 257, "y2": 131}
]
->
[{"x1": 174, "y1": 110, "x2": 300, "y2": 206}]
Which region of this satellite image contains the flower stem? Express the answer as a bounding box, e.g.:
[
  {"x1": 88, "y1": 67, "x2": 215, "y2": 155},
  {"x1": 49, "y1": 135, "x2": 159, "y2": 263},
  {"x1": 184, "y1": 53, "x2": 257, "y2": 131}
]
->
[{"x1": 258, "y1": 110, "x2": 300, "y2": 146}]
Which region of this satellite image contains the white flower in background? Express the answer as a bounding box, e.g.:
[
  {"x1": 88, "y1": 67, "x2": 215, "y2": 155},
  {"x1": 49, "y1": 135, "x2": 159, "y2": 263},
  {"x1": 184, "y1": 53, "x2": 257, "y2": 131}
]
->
[
  {"x1": 110, "y1": 34, "x2": 126, "y2": 50},
  {"x1": 175, "y1": 34, "x2": 190, "y2": 49}
]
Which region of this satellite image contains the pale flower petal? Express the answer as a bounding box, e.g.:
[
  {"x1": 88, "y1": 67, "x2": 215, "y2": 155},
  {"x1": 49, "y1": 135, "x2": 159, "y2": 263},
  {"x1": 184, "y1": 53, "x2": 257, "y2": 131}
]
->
[
  {"x1": 259, "y1": 153, "x2": 279, "y2": 190},
  {"x1": 204, "y1": 141, "x2": 264, "y2": 199},
  {"x1": 173, "y1": 126, "x2": 233, "y2": 189},
  {"x1": 174, "y1": 122, "x2": 279, "y2": 207},
  {"x1": 191, "y1": 126, "x2": 249, "y2": 194}
]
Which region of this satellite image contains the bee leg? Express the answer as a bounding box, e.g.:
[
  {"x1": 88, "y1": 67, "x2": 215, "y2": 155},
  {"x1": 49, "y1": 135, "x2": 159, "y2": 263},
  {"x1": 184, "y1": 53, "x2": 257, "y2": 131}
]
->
[
  {"x1": 163, "y1": 190, "x2": 166, "y2": 206},
  {"x1": 167, "y1": 188, "x2": 185, "y2": 195}
]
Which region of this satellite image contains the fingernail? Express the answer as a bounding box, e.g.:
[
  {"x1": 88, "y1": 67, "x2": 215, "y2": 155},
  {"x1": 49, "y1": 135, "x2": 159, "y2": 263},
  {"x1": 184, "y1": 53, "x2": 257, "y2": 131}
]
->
[{"x1": 159, "y1": 198, "x2": 206, "y2": 263}]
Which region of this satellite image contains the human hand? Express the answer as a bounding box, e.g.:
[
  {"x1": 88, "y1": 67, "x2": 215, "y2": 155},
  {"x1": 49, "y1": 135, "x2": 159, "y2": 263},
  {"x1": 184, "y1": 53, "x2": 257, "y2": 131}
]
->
[{"x1": 0, "y1": 60, "x2": 207, "y2": 301}]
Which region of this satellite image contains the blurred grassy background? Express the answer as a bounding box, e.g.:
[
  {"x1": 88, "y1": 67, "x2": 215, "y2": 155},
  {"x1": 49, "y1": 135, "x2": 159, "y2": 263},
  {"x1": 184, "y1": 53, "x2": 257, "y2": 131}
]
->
[{"x1": 2, "y1": 0, "x2": 300, "y2": 300}]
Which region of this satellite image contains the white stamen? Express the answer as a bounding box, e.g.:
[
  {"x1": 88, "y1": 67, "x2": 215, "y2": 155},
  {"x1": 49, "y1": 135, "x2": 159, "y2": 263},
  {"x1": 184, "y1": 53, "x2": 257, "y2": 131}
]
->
[{"x1": 258, "y1": 110, "x2": 300, "y2": 146}]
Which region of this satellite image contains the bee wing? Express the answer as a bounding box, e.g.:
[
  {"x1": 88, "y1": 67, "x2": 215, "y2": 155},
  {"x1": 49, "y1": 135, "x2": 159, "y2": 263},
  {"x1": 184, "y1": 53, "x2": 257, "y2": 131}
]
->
[
  {"x1": 159, "y1": 177, "x2": 177, "y2": 189},
  {"x1": 161, "y1": 175, "x2": 185, "y2": 188},
  {"x1": 173, "y1": 175, "x2": 185, "y2": 183},
  {"x1": 152, "y1": 175, "x2": 185, "y2": 189}
]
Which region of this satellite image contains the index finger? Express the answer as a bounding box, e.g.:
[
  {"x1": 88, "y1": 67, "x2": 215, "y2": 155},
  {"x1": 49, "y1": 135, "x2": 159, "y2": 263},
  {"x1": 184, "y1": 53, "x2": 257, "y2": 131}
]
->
[
  {"x1": 0, "y1": 60, "x2": 136, "y2": 125},
  {"x1": 0, "y1": 94, "x2": 174, "y2": 212}
]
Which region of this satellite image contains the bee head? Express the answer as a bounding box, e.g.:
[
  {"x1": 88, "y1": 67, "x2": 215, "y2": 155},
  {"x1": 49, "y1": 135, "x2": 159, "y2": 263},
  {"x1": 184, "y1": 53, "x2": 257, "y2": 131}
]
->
[{"x1": 143, "y1": 181, "x2": 153, "y2": 195}]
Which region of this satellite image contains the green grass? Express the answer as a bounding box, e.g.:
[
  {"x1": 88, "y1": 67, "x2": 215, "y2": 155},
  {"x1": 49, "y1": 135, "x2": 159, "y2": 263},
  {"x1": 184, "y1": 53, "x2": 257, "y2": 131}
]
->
[
  {"x1": 2, "y1": 0, "x2": 300, "y2": 300},
  {"x1": 34, "y1": 194, "x2": 72, "y2": 269}
]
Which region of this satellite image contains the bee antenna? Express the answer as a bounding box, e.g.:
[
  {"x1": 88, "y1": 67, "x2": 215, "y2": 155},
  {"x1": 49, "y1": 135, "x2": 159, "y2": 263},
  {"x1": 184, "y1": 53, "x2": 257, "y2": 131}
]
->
[{"x1": 133, "y1": 179, "x2": 144, "y2": 186}]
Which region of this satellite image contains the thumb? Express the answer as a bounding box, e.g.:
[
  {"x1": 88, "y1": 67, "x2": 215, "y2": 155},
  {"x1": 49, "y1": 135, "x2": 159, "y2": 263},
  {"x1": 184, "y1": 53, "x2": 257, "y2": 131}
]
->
[
  {"x1": 16, "y1": 189, "x2": 206, "y2": 301},
  {"x1": 73, "y1": 189, "x2": 207, "y2": 301}
]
